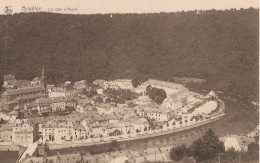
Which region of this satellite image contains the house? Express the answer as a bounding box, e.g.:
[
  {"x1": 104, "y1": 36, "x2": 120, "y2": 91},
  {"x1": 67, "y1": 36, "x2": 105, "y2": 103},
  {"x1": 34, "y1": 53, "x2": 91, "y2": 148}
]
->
[
  {"x1": 0, "y1": 112, "x2": 12, "y2": 121},
  {"x1": 12, "y1": 123, "x2": 34, "y2": 145},
  {"x1": 206, "y1": 90, "x2": 218, "y2": 99},
  {"x1": 247, "y1": 125, "x2": 259, "y2": 138},
  {"x1": 129, "y1": 118, "x2": 149, "y2": 133},
  {"x1": 0, "y1": 124, "x2": 13, "y2": 143},
  {"x1": 93, "y1": 79, "x2": 107, "y2": 88},
  {"x1": 142, "y1": 104, "x2": 173, "y2": 122},
  {"x1": 219, "y1": 134, "x2": 255, "y2": 152},
  {"x1": 3, "y1": 74, "x2": 16, "y2": 88},
  {"x1": 97, "y1": 89, "x2": 104, "y2": 95},
  {"x1": 30, "y1": 77, "x2": 44, "y2": 87},
  {"x1": 26, "y1": 117, "x2": 46, "y2": 137},
  {"x1": 74, "y1": 80, "x2": 87, "y2": 90}
]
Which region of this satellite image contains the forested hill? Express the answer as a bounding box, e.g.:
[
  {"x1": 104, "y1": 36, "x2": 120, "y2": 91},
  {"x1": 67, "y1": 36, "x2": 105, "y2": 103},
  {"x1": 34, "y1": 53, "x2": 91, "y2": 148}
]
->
[{"x1": 0, "y1": 8, "x2": 258, "y2": 101}]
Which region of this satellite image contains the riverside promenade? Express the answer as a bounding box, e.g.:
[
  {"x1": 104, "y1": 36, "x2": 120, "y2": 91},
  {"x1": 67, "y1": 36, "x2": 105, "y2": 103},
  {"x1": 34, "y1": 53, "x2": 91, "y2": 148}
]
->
[{"x1": 48, "y1": 99, "x2": 225, "y2": 150}]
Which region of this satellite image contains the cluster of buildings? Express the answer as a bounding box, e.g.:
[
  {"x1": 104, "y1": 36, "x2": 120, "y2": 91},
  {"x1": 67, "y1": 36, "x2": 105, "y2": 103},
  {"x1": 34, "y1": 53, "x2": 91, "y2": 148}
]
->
[
  {"x1": 0, "y1": 71, "x2": 224, "y2": 147},
  {"x1": 21, "y1": 145, "x2": 174, "y2": 163}
]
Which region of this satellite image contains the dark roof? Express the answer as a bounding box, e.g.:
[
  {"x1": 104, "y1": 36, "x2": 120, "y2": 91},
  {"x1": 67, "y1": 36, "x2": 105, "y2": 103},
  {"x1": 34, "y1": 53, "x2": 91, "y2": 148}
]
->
[
  {"x1": 0, "y1": 124, "x2": 13, "y2": 131},
  {"x1": 26, "y1": 117, "x2": 45, "y2": 125},
  {"x1": 36, "y1": 97, "x2": 70, "y2": 104},
  {"x1": 3, "y1": 86, "x2": 45, "y2": 96}
]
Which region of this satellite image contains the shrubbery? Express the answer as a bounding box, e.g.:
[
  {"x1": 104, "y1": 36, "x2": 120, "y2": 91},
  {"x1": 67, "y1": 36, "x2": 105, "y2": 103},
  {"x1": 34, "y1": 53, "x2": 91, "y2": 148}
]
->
[{"x1": 146, "y1": 85, "x2": 167, "y2": 104}]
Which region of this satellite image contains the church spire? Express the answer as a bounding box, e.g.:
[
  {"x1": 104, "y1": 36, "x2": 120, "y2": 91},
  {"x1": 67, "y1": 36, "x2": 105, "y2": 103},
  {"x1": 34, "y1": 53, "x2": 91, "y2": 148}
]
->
[
  {"x1": 41, "y1": 65, "x2": 47, "y2": 92},
  {"x1": 42, "y1": 65, "x2": 45, "y2": 77}
]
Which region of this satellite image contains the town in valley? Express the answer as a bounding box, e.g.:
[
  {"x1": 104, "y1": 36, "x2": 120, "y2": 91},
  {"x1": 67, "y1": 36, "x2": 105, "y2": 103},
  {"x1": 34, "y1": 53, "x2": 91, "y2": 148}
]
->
[{"x1": 0, "y1": 67, "x2": 258, "y2": 162}]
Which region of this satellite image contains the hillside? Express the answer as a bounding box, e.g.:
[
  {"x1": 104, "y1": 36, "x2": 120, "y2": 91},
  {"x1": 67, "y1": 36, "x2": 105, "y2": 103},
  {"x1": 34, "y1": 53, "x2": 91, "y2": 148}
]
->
[{"x1": 0, "y1": 8, "x2": 258, "y2": 101}]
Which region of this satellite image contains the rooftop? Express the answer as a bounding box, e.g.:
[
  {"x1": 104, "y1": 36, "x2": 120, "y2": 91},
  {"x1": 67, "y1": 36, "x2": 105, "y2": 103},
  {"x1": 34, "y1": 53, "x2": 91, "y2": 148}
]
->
[{"x1": 3, "y1": 86, "x2": 44, "y2": 96}]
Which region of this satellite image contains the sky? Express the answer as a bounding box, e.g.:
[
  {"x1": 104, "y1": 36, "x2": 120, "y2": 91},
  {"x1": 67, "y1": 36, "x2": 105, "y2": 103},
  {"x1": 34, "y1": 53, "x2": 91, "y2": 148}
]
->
[{"x1": 0, "y1": 0, "x2": 258, "y2": 15}]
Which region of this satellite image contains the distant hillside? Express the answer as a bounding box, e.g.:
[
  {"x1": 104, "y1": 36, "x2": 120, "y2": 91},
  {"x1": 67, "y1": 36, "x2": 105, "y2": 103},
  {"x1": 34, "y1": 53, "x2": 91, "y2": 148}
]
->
[{"x1": 0, "y1": 8, "x2": 258, "y2": 101}]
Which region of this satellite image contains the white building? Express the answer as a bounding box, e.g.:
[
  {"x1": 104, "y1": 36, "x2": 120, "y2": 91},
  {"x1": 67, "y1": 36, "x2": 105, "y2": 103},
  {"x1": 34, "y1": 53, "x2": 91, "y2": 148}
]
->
[
  {"x1": 48, "y1": 87, "x2": 67, "y2": 98},
  {"x1": 104, "y1": 79, "x2": 133, "y2": 90},
  {"x1": 219, "y1": 135, "x2": 255, "y2": 152},
  {"x1": 42, "y1": 122, "x2": 86, "y2": 143},
  {"x1": 162, "y1": 90, "x2": 194, "y2": 109},
  {"x1": 142, "y1": 104, "x2": 173, "y2": 122},
  {"x1": 12, "y1": 123, "x2": 34, "y2": 145}
]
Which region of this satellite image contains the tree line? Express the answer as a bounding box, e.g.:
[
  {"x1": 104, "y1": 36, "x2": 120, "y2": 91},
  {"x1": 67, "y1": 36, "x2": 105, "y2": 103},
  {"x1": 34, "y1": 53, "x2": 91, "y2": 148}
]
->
[{"x1": 0, "y1": 8, "x2": 258, "y2": 102}]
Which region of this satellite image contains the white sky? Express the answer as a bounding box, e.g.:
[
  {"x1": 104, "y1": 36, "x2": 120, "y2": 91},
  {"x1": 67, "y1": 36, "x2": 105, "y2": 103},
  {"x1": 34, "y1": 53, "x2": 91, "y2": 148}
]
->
[{"x1": 0, "y1": 0, "x2": 258, "y2": 15}]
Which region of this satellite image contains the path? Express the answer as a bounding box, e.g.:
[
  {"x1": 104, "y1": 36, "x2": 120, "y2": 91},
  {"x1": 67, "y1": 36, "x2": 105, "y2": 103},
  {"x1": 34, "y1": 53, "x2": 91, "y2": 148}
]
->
[{"x1": 17, "y1": 141, "x2": 38, "y2": 163}]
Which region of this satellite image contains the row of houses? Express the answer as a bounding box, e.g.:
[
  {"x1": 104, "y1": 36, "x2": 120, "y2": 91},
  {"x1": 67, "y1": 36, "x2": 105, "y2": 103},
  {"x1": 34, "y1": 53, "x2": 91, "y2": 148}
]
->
[
  {"x1": 24, "y1": 97, "x2": 77, "y2": 114},
  {"x1": 40, "y1": 112, "x2": 149, "y2": 143},
  {"x1": 0, "y1": 122, "x2": 34, "y2": 145}
]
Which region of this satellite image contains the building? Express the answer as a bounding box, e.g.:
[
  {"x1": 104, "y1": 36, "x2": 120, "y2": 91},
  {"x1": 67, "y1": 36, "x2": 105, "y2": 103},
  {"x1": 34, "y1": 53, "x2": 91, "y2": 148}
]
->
[
  {"x1": 206, "y1": 90, "x2": 218, "y2": 99},
  {"x1": 35, "y1": 97, "x2": 76, "y2": 113},
  {"x1": 162, "y1": 90, "x2": 194, "y2": 109},
  {"x1": 219, "y1": 134, "x2": 255, "y2": 152},
  {"x1": 133, "y1": 95, "x2": 152, "y2": 105},
  {"x1": 93, "y1": 79, "x2": 106, "y2": 88},
  {"x1": 3, "y1": 74, "x2": 16, "y2": 88},
  {"x1": 12, "y1": 123, "x2": 34, "y2": 145},
  {"x1": 42, "y1": 122, "x2": 86, "y2": 143},
  {"x1": 247, "y1": 125, "x2": 259, "y2": 138},
  {"x1": 0, "y1": 124, "x2": 13, "y2": 143},
  {"x1": 30, "y1": 77, "x2": 44, "y2": 87},
  {"x1": 145, "y1": 79, "x2": 186, "y2": 91},
  {"x1": 129, "y1": 118, "x2": 149, "y2": 133},
  {"x1": 74, "y1": 80, "x2": 87, "y2": 90},
  {"x1": 142, "y1": 104, "x2": 173, "y2": 122},
  {"x1": 48, "y1": 87, "x2": 67, "y2": 98},
  {"x1": 1, "y1": 86, "x2": 45, "y2": 111},
  {"x1": 104, "y1": 79, "x2": 133, "y2": 90}
]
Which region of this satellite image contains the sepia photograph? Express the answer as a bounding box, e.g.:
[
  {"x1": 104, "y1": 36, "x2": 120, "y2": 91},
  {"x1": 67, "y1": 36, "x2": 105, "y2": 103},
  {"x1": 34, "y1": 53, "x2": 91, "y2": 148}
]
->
[{"x1": 0, "y1": 0, "x2": 259, "y2": 162}]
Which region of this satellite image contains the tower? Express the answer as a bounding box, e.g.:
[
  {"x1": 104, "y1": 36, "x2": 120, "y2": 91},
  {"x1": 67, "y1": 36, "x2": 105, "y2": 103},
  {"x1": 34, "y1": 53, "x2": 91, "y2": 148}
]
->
[{"x1": 41, "y1": 65, "x2": 47, "y2": 91}]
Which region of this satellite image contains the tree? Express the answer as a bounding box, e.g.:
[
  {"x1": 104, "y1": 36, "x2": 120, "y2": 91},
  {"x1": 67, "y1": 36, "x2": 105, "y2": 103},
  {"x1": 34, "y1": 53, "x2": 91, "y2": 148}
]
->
[
  {"x1": 131, "y1": 76, "x2": 149, "y2": 88},
  {"x1": 247, "y1": 142, "x2": 259, "y2": 160},
  {"x1": 190, "y1": 128, "x2": 225, "y2": 161},
  {"x1": 110, "y1": 140, "x2": 119, "y2": 147},
  {"x1": 221, "y1": 148, "x2": 240, "y2": 163},
  {"x1": 94, "y1": 97, "x2": 103, "y2": 104},
  {"x1": 146, "y1": 85, "x2": 167, "y2": 104},
  {"x1": 170, "y1": 145, "x2": 191, "y2": 161},
  {"x1": 144, "y1": 127, "x2": 147, "y2": 131}
]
